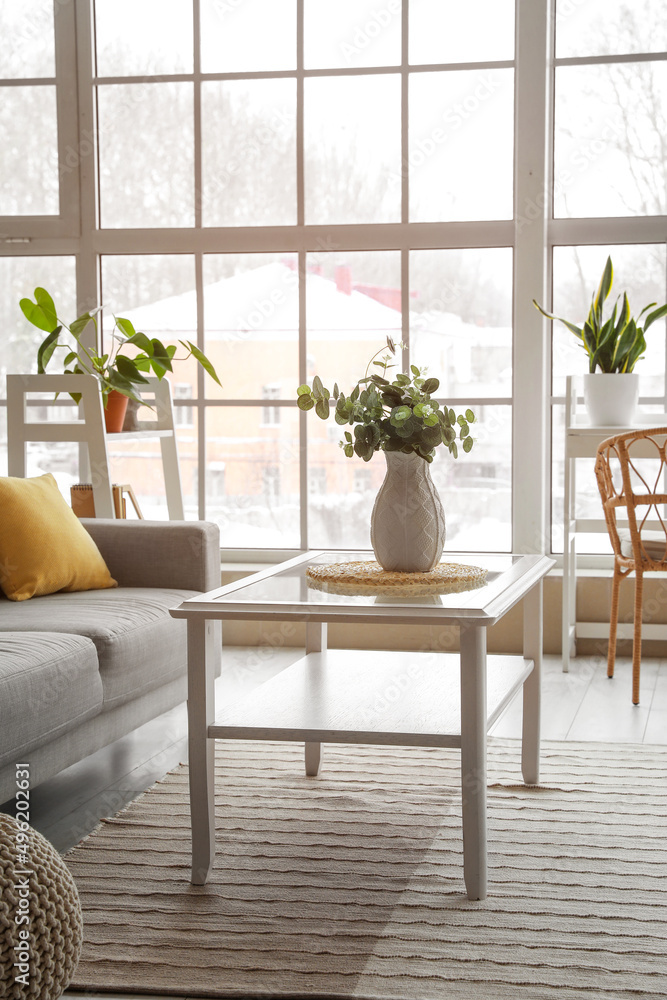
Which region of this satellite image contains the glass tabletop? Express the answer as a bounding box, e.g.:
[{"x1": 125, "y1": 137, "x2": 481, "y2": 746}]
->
[{"x1": 187, "y1": 551, "x2": 553, "y2": 622}]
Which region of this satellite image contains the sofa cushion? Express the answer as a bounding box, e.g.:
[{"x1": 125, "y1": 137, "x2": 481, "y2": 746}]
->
[
  {"x1": 0, "y1": 473, "x2": 117, "y2": 601},
  {"x1": 0, "y1": 588, "x2": 197, "y2": 710},
  {"x1": 0, "y1": 632, "x2": 102, "y2": 768}
]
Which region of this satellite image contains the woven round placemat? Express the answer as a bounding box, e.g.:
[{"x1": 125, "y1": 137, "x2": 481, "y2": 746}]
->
[{"x1": 306, "y1": 560, "x2": 488, "y2": 596}]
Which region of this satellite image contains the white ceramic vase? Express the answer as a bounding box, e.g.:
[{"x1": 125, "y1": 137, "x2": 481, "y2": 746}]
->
[
  {"x1": 582, "y1": 372, "x2": 639, "y2": 427},
  {"x1": 370, "y1": 450, "x2": 445, "y2": 572}
]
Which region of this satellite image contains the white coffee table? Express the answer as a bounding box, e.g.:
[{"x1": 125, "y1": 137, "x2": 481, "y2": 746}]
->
[{"x1": 171, "y1": 550, "x2": 554, "y2": 900}]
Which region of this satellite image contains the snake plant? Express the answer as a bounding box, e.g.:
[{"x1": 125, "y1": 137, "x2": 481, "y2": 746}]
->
[{"x1": 534, "y1": 256, "x2": 667, "y2": 374}]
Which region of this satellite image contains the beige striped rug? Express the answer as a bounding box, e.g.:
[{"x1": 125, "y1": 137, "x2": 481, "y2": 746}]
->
[{"x1": 65, "y1": 740, "x2": 667, "y2": 999}]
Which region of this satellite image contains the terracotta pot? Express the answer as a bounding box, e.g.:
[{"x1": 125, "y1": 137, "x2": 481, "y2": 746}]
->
[
  {"x1": 370, "y1": 450, "x2": 445, "y2": 572},
  {"x1": 104, "y1": 390, "x2": 129, "y2": 433}
]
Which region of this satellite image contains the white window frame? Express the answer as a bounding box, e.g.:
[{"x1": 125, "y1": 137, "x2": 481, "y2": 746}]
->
[
  {"x1": 545, "y1": 10, "x2": 667, "y2": 568},
  {"x1": 2, "y1": 1, "x2": 664, "y2": 565},
  {"x1": 0, "y1": 0, "x2": 81, "y2": 239}
]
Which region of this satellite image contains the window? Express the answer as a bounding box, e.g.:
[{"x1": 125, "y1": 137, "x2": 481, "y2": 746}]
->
[
  {"x1": 549, "y1": 0, "x2": 667, "y2": 556},
  {"x1": 1, "y1": 2, "x2": 664, "y2": 564},
  {"x1": 352, "y1": 467, "x2": 372, "y2": 494},
  {"x1": 261, "y1": 385, "x2": 281, "y2": 426},
  {"x1": 0, "y1": 0, "x2": 78, "y2": 232},
  {"x1": 173, "y1": 383, "x2": 194, "y2": 427},
  {"x1": 263, "y1": 465, "x2": 280, "y2": 502},
  {"x1": 208, "y1": 463, "x2": 225, "y2": 499}
]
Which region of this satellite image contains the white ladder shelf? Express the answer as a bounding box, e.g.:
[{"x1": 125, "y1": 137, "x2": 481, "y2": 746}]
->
[{"x1": 7, "y1": 374, "x2": 184, "y2": 519}]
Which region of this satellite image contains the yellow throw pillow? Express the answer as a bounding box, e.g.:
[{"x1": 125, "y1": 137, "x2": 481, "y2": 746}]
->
[{"x1": 0, "y1": 473, "x2": 117, "y2": 601}]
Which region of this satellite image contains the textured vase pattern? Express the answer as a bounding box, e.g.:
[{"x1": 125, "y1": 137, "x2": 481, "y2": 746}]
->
[{"x1": 370, "y1": 450, "x2": 445, "y2": 572}]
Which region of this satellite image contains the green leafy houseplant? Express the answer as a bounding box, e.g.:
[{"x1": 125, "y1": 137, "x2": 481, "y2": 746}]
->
[
  {"x1": 296, "y1": 338, "x2": 475, "y2": 463},
  {"x1": 20, "y1": 286, "x2": 221, "y2": 405},
  {"x1": 533, "y1": 256, "x2": 667, "y2": 374}
]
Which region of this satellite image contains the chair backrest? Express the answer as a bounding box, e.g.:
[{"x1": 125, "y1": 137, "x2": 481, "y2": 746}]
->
[{"x1": 595, "y1": 427, "x2": 667, "y2": 566}]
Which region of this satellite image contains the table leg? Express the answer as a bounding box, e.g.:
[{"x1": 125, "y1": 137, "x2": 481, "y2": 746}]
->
[
  {"x1": 521, "y1": 579, "x2": 543, "y2": 785},
  {"x1": 459, "y1": 624, "x2": 487, "y2": 901},
  {"x1": 187, "y1": 618, "x2": 219, "y2": 884},
  {"x1": 304, "y1": 622, "x2": 327, "y2": 776}
]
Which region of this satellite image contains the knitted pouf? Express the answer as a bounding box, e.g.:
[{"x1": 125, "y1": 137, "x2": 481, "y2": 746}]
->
[{"x1": 0, "y1": 813, "x2": 83, "y2": 999}]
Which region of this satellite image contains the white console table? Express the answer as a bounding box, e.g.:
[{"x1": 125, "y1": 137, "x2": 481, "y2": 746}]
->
[
  {"x1": 7, "y1": 373, "x2": 184, "y2": 518},
  {"x1": 562, "y1": 375, "x2": 667, "y2": 670}
]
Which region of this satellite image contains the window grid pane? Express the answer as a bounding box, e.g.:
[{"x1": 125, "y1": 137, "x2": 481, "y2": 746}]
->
[
  {"x1": 0, "y1": 0, "x2": 56, "y2": 79},
  {"x1": 554, "y1": 62, "x2": 667, "y2": 219},
  {"x1": 555, "y1": 0, "x2": 667, "y2": 59},
  {"x1": 0, "y1": 86, "x2": 59, "y2": 215},
  {"x1": 97, "y1": 83, "x2": 195, "y2": 228}
]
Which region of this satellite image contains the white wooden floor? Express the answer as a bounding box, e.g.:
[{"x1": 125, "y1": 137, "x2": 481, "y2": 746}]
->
[{"x1": 6, "y1": 645, "x2": 657, "y2": 1000}]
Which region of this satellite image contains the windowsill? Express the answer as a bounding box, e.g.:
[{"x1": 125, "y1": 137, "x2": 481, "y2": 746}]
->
[{"x1": 221, "y1": 561, "x2": 276, "y2": 573}]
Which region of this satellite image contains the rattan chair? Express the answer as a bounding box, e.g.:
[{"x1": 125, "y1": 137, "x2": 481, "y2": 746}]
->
[{"x1": 594, "y1": 427, "x2": 667, "y2": 704}]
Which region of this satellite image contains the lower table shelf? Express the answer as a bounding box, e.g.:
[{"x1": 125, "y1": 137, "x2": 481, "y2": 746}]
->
[{"x1": 210, "y1": 649, "x2": 534, "y2": 748}]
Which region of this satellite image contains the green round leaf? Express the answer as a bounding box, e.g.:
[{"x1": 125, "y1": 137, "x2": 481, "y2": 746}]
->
[
  {"x1": 354, "y1": 441, "x2": 374, "y2": 462},
  {"x1": 390, "y1": 405, "x2": 411, "y2": 425}
]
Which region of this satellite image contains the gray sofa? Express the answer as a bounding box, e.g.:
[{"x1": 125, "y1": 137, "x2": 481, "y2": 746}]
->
[{"x1": 0, "y1": 518, "x2": 220, "y2": 804}]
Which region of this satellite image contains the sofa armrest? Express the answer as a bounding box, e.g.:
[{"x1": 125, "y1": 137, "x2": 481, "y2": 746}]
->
[{"x1": 80, "y1": 519, "x2": 221, "y2": 592}]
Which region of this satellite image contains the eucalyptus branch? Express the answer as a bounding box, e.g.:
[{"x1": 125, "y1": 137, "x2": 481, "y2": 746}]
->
[{"x1": 297, "y1": 336, "x2": 475, "y2": 463}]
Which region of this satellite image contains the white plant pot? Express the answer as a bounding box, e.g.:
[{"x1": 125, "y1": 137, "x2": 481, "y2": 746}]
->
[
  {"x1": 370, "y1": 450, "x2": 445, "y2": 572},
  {"x1": 582, "y1": 372, "x2": 639, "y2": 427}
]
